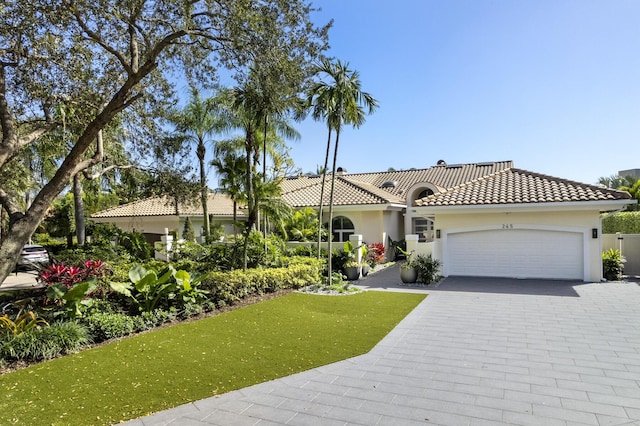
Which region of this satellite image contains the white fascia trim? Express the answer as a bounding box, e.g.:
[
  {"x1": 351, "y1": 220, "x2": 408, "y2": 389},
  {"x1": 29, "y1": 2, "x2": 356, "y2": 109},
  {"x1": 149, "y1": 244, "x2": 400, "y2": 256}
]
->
[
  {"x1": 322, "y1": 203, "x2": 406, "y2": 212},
  {"x1": 412, "y1": 200, "x2": 634, "y2": 215}
]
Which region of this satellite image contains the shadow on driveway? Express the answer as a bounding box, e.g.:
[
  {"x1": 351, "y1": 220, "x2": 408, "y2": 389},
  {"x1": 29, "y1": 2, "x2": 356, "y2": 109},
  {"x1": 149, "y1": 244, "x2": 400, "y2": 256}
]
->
[
  {"x1": 433, "y1": 276, "x2": 588, "y2": 297},
  {"x1": 357, "y1": 264, "x2": 600, "y2": 297}
]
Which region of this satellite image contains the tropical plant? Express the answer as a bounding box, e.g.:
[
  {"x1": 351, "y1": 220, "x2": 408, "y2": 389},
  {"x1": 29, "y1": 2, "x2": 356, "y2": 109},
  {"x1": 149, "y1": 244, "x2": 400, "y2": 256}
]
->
[
  {"x1": 285, "y1": 207, "x2": 324, "y2": 241},
  {"x1": 306, "y1": 58, "x2": 378, "y2": 284},
  {"x1": 413, "y1": 254, "x2": 442, "y2": 284},
  {"x1": 46, "y1": 279, "x2": 98, "y2": 319},
  {"x1": 127, "y1": 264, "x2": 178, "y2": 313},
  {"x1": 365, "y1": 243, "x2": 386, "y2": 266},
  {"x1": 40, "y1": 260, "x2": 107, "y2": 289},
  {"x1": 397, "y1": 246, "x2": 416, "y2": 270},
  {"x1": 0, "y1": 311, "x2": 49, "y2": 335},
  {"x1": 602, "y1": 248, "x2": 626, "y2": 281}
]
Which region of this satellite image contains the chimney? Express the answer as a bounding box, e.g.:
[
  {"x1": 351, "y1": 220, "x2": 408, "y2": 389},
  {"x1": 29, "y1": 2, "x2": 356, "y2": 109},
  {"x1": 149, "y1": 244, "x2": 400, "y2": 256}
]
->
[{"x1": 336, "y1": 167, "x2": 347, "y2": 176}]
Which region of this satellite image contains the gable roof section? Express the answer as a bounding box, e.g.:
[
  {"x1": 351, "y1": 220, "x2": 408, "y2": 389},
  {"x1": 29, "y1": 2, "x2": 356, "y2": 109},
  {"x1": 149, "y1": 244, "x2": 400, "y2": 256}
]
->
[
  {"x1": 92, "y1": 193, "x2": 244, "y2": 218},
  {"x1": 282, "y1": 176, "x2": 405, "y2": 207},
  {"x1": 281, "y1": 161, "x2": 514, "y2": 207},
  {"x1": 415, "y1": 168, "x2": 632, "y2": 207}
]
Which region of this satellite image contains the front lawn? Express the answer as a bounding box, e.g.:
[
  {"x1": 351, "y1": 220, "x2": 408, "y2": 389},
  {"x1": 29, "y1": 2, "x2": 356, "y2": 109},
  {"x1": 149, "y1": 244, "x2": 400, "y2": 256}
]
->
[{"x1": 1, "y1": 291, "x2": 425, "y2": 425}]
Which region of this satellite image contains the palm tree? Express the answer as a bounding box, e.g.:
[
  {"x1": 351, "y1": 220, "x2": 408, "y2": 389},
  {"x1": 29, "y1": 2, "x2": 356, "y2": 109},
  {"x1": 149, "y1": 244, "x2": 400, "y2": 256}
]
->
[
  {"x1": 211, "y1": 140, "x2": 247, "y2": 236},
  {"x1": 306, "y1": 74, "x2": 336, "y2": 259},
  {"x1": 307, "y1": 58, "x2": 378, "y2": 284},
  {"x1": 169, "y1": 87, "x2": 222, "y2": 242},
  {"x1": 619, "y1": 179, "x2": 640, "y2": 211}
]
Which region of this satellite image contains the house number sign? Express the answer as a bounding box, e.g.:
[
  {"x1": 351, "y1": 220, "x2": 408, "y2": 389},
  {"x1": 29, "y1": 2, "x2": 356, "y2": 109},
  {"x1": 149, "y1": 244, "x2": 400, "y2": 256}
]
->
[{"x1": 502, "y1": 224, "x2": 514, "y2": 229}]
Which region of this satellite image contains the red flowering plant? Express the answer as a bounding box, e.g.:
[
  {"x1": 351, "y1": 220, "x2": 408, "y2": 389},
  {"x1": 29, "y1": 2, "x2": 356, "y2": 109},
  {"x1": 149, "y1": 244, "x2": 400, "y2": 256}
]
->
[
  {"x1": 40, "y1": 260, "x2": 109, "y2": 295},
  {"x1": 365, "y1": 243, "x2": 386, "y2": 266}
]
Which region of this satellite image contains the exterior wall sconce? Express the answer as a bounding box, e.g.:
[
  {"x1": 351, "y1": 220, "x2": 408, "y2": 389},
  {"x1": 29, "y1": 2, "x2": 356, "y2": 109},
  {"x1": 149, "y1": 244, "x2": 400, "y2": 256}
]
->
[
  {"x1": 436, "y1": 229, "x2": 441, "y2": 239},
  {"x1": 592, "y1": 228, "x2": 598, "y2": 239}
]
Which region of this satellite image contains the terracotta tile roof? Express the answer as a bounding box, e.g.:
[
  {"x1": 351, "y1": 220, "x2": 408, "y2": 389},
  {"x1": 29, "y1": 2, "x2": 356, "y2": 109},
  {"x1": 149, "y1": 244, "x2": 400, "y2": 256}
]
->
[
  {"x1": 415, "y1": 168, "x2": 632, "y2": 207},
  {"x1": 343, "y1": 161, "x2": 514, "y2": 196},
  {"x1": 282, "y1": 176, "x2": 405, "y2": 207},
  {"x1": 91, "y1": 193, "x2": 245, "y2": 218},
  {"x1": 281, "y1": 161, "x2": 513, "y2": 207}
]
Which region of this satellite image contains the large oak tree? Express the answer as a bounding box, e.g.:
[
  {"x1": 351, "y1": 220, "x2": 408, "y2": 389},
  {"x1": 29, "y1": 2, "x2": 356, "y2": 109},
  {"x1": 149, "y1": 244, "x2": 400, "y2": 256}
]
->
[{"x1": 0, "y1": 0, "x2": 330, "y2": 283}]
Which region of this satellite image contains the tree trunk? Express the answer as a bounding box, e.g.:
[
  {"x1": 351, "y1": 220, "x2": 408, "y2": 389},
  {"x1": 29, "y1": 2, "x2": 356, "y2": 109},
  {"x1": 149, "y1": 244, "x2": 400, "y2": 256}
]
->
[
  {"x1": 327, "y1": 129, "x2": 341, "y2": 286},
  {"x1": 317, "y1": 128, "x2": 332, "y2": 258},
  {"x1": 0, "y1": 68, "x2": 152, "y2": 285},
  {"x1": 243, "y1": 129, "x2": 255, "y2": 271},
  {"x1": 73, "y1": 174, "x2": 86, "y2": 246},
  {"x1": 197, "y1": 139, "x2": 209, "y2": 242}
]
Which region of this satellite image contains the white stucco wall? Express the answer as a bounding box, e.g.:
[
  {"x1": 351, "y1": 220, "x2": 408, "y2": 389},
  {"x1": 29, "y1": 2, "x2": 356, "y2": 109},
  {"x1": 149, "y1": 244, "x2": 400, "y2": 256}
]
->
[
  {"x1": 323, "y1": 209, "x2": 404, "y2": 246},
  {"x1": 427, "y1": 210, "x2": 603, "y2": 282}
]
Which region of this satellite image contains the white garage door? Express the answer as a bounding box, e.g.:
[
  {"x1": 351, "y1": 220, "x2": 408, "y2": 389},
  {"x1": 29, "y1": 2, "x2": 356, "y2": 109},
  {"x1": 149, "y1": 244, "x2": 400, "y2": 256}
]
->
[{"x1": 447, "y1": 229, "x2": 584, "y2": 280}]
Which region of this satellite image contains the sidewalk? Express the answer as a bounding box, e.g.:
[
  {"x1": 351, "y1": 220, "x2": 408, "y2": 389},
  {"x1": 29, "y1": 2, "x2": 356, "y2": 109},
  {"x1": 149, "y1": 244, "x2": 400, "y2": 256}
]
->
[{"x1": 0, "y1": 271, "x2": 42, "y2": 292}]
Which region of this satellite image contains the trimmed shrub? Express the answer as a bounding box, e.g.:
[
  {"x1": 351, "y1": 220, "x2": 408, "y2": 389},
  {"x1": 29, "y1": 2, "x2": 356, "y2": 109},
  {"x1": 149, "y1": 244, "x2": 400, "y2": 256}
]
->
[
  {"x1": 132, "y1": 308, "x2": 179, "y2": 332},
  {"x1": 0, "y1": 321, "x2": 90, "y2": 362},
  {"x1": 603, "y1": 211, "x2": 640, "y2": 234},
  {"x1": 199, "y1": 257, "x2": 323, "y2": 306},
  {"x1": 84, "y1": 312, "x2": 136, "y2": 341}
]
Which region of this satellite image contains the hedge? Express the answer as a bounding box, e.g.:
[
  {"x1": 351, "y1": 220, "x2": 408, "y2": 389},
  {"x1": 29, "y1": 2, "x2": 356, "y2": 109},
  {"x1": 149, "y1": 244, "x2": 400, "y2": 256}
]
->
[
  {"x1": 199, "y1": 257, "x2": 323, "y2": 307},
  {"x1": 602, "y1": 211, "x2": 640, "y2": 234}
]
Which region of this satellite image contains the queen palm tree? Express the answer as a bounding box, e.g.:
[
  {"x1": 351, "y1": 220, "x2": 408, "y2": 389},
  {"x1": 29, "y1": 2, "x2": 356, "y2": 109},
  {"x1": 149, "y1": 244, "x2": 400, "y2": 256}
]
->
[
  {"x1": 212, "y1": 139, "x2": 248, "y2": 236},
  {"x1": 619, "y1": 179, "x2": 640, "y2": 211},
  {"x1": 169, "y1": 87, "x2": 223, "y2": 242},
  {"x1": 308, "y1": 58, "x2": 378, "y2": 284}
]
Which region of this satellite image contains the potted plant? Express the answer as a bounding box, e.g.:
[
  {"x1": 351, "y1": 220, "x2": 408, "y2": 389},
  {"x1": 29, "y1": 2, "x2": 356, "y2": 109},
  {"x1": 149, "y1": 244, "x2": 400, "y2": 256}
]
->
[
  {"x1": 342, "y1": 241, "x2": 366, "y2": 280},
  {"x1": 343, "y1": 259, "x2": 361, "y2": 281},
  {"x1": 398, "y1": 247, "x2": 417, "y2": 283}
]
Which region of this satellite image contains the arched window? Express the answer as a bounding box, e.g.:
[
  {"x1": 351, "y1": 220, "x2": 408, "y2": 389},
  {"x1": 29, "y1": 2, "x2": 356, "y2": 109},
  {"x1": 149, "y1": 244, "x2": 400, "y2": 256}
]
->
[
  {"x1": 332, "y1": 216, "x2": 355, "y2": 242},
  {"x1": 412, "y1": 188, "x2": 435, "y2": 206},
  {"x1": 416, "y1": 188, "x2": 434, "y2": 200}
]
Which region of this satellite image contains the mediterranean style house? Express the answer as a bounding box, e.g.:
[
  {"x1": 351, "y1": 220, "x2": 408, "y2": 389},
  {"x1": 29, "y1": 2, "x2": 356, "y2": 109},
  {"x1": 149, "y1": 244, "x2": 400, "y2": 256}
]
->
[{"x1": 92, "y1": 160, "x2": 635, "y2": 282}]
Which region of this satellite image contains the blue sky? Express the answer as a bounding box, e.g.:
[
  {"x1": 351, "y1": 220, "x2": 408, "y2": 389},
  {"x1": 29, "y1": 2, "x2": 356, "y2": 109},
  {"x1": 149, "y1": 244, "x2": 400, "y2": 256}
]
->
[{"x1": 285, "y1": 0, "x2": 640, "y2": 185}]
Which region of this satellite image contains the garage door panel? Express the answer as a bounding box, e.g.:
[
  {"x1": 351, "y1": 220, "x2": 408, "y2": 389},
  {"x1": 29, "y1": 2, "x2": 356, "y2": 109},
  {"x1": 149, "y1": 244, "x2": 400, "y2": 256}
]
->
[{"x1": 447, "y1": 229, "x2": 583, "y2": 280}]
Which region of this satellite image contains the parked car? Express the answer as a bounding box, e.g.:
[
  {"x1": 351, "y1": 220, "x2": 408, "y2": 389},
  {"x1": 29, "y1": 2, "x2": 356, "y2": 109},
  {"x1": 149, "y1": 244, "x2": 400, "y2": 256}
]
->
[{"x1": 16, "y1": 244, "x2": 50, "y2": 270}]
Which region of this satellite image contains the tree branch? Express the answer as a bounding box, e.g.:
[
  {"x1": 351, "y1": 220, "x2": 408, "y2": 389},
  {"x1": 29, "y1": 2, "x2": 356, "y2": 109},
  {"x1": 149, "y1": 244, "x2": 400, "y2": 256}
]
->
[{"x1": 64, "y1": 0, "x2": 134, "y2": 75}]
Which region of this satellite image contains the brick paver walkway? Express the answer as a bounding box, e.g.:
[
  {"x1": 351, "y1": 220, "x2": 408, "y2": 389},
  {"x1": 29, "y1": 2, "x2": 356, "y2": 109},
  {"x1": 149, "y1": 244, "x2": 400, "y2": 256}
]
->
[{"x1": 124, "y1": 268, "x2": 640, "y2": 425}]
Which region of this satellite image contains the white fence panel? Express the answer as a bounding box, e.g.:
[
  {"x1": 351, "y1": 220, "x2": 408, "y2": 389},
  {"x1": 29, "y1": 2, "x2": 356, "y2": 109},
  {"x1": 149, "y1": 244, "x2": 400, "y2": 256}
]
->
[{"x1": 603, "y1": 234, "x2": 640, "y2": 277}]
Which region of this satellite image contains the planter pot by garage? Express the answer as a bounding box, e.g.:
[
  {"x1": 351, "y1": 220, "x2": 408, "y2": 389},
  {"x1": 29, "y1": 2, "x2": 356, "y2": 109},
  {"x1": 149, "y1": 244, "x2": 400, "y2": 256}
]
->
[
  {"x1": 400, "y1": 267, "x2": 418, "y2": 284},
  {"x1": 361, "y1": 264, "x2": 370, "y2": 277},
  {"x1": 344, "y1": 266, "x2": 361, "y2": 281}
]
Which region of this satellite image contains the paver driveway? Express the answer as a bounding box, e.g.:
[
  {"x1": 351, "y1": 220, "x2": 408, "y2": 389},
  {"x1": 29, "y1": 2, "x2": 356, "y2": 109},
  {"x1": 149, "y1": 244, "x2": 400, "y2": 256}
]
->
[{"x1": 126, "y1": 273, "x2": 640, "y2": 425}]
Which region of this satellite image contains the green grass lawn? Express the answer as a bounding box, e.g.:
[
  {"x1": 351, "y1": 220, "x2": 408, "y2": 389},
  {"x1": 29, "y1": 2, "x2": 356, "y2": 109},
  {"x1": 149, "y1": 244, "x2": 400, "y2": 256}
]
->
[{"x1": 0, "y1": 291, "x2": 425, "y2": 425}]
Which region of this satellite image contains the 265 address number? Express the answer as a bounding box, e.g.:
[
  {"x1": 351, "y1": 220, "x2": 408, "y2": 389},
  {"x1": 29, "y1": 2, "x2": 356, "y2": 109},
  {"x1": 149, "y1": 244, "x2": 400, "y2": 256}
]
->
[{"x1": 502, "y1": 224, "x2": 514, "y2": 229}]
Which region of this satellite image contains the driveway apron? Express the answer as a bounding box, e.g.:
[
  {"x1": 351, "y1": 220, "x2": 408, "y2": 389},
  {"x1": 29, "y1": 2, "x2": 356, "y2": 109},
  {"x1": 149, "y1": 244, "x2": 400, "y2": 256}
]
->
[{"x1": 125, "y1": 271, "x2": 640, "y2": 425}]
